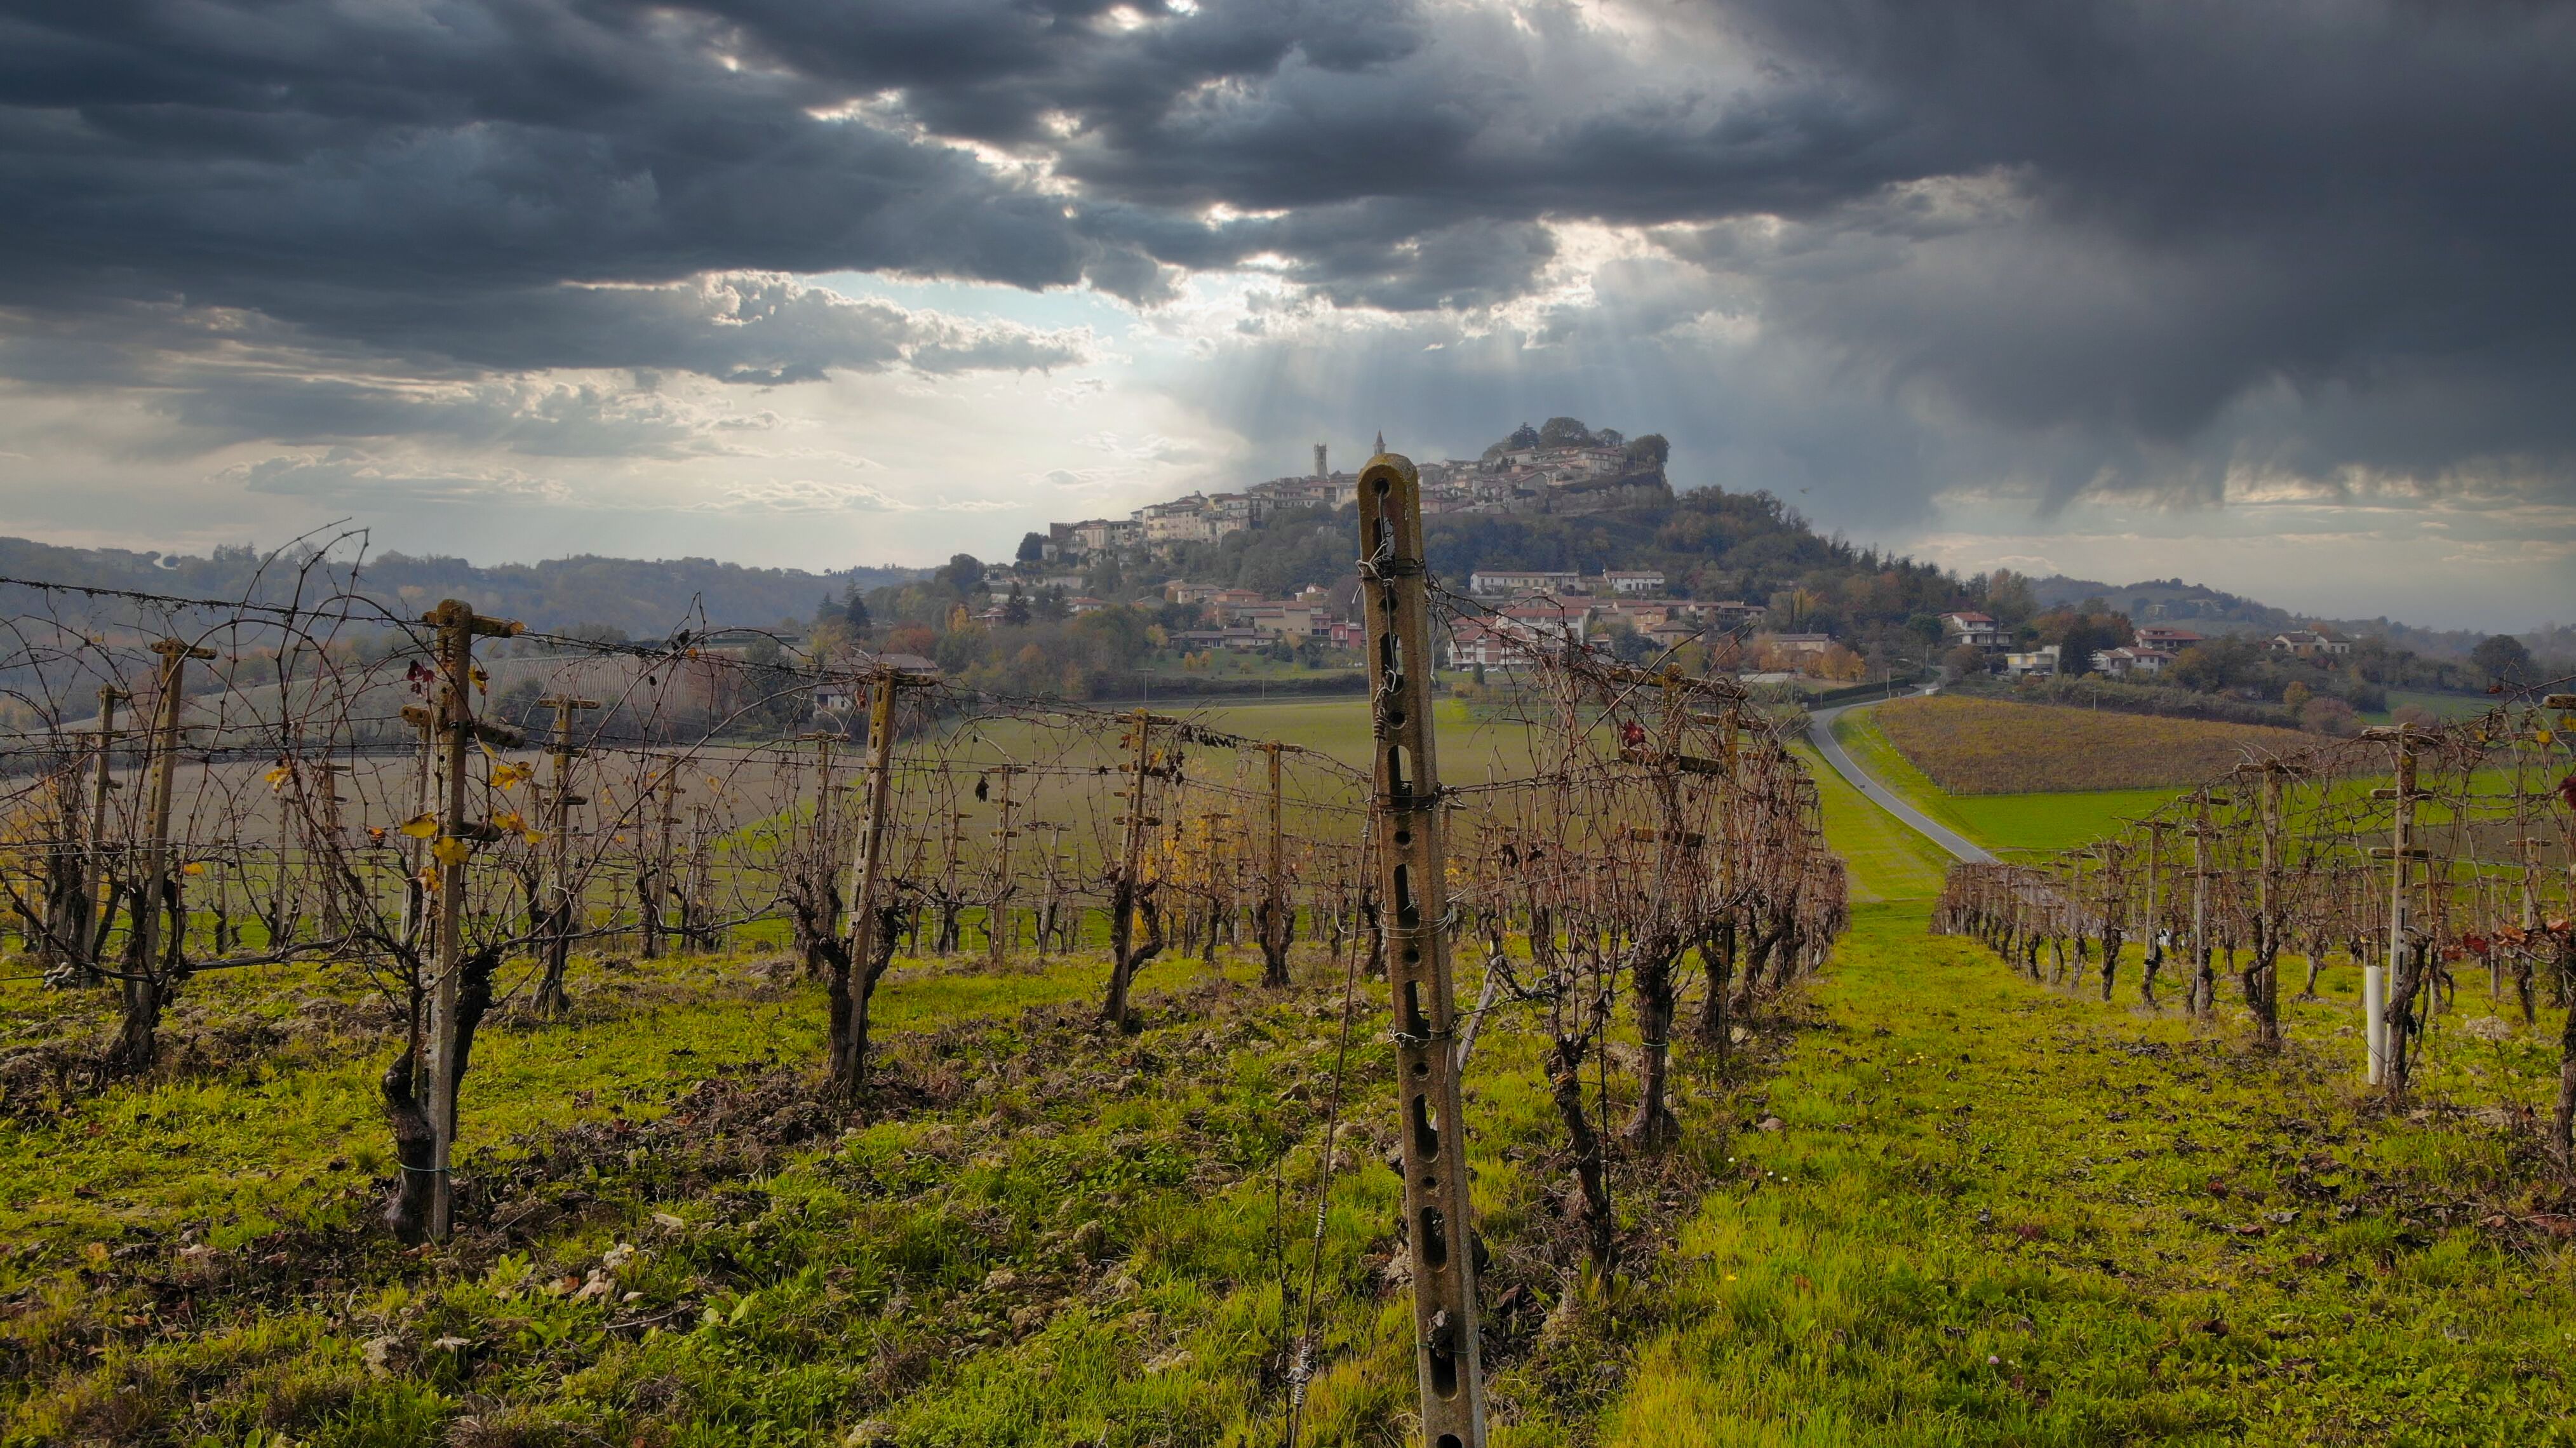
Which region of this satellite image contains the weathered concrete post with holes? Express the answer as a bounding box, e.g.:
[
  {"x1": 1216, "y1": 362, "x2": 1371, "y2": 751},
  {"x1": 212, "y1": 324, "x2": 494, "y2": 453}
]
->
[
  {"x1": 424, "y1": 598, "x2": 522, "y2": 1242},
  {"x1": 537, "y1": 695, "x2": 598, "y2": 1014},
  {"x1": 1357, "y1": 449, "x2": 1487, "y2": 1448}
]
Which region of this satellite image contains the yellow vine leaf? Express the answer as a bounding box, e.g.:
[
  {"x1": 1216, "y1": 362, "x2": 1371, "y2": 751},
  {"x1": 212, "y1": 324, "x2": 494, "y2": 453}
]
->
[
  {"x1": 397, "y1": 814, "x2": 439, "y2": 838},
  {"x1": 181, "y1": 861, "x2": 205, "y2": 876},
  {"x1": 263, "y1": 765, "x2": 292, "y2": 789},
  {"x1": 431, "y1": 836, "x2": 470, "y2": 867}
]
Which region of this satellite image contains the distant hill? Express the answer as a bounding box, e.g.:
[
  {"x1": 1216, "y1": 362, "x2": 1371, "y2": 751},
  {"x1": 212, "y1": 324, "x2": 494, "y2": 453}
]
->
[
  {"x1": 0, "y1": 536, "x2": 918, "y2": 638},
  {"x1": 2027, "y1": 575, "x2": 2553, "y2": 662}
]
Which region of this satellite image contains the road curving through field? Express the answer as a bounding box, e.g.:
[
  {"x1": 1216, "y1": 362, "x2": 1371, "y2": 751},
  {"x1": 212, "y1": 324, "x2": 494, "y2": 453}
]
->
[{"x1": 1807, "y1": 697, "x2": 1994, "y2": 864}]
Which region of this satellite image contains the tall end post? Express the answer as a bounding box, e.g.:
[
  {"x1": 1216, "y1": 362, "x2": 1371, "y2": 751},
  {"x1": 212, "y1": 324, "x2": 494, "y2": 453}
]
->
[{"x1": 1357, "y1": 451, "x2": 1486, "y2": 1448}]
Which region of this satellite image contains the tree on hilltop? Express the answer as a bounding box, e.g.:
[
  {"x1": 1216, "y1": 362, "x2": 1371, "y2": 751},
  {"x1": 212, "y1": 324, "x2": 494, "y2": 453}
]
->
[
  {"x1": 2471, "y1": 633, "x2": 2533, "y2": 684},
  {"x1": 939, "y1": 553, "x2": 984, "y2": 593}
]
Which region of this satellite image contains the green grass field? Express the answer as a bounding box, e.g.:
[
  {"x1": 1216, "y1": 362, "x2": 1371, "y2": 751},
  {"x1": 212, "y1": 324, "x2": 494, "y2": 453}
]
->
[
  {"x1": 14, "y1": 683, "x2": 2576, "y2": 1446},
  {"x1": 1790, "y1": 741, "x2": 1952, "y2": 902},
  {"x1": 1601, "y1": 901, "x2": 2576, "y2": 1447},
  {"x1": 2367, "y1": 688, "x2": 2499, "y2": 724}
]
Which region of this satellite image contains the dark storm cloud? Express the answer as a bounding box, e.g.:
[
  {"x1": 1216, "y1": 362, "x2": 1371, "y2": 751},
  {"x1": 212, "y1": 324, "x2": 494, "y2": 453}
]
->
[{"x1": 4, "y1": 0, "x2": 2573, "y2": 488}]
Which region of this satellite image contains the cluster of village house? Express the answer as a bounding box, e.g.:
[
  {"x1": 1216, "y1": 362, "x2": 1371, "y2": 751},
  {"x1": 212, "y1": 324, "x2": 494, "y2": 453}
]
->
[
  {"x1": 991, "y1": 568, "x2": 1766, "y2": 666},
  {"x1": 1041, "y1": 441, "x2": 1669, "y2": 558},
  {"x1": 1009, "y1": 444, "x2": 2372, "y2": 676},
  {"x1": 1937, "y1": 612, "x2": 2355, "y2": 678}
]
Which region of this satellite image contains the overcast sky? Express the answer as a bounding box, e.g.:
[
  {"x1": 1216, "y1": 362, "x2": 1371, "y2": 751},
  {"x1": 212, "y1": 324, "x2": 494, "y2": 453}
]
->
[{"x1": 4, "y1": 0, "x2": 2570, "y2": 630}]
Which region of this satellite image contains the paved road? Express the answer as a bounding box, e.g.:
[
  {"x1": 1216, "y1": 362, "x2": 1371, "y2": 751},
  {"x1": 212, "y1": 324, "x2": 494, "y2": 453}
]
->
[{"x1": 1806, "y1": 698, "x2": 1995, "y2": 864}]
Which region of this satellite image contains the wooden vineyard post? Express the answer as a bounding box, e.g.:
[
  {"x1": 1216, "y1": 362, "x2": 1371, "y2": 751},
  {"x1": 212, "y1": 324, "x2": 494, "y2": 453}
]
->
[
  {"x1": 537, "y1": 696, "x2": 598, "y2": 1014},
  {"x1": 2185, "y1": 791, "x2": 2222, "y2": 1018},
  {"x1": 272, "y1": 760, "x2": 297, "y2": 946},
  {"x1": 126, "y1": 640, "x2": 215, "y2": 1035},
  {"x1": 835, "y1": 666, "x2": 909, "y2": 1095},
  {"x1": 422, "y1": 599, "x2": 523, "y2": 1243},
  {"x1": 79, "y1": 685, "x2": 130, "y2": 970},
  {"x1": 987, "y1": 765, "x2": 1022, "y2": 962},
  {"x1": 1261, "y1": 741, "x2": 1290, "y2": 988},
  {"x1": 798, "y1": 728, "x2": 854, "y2": 951},
  {"x1": 1357, "y1": 449, "x2": 1487, "y2": 1448},
  {"x1": 314, "y1": 762, "x2": 349, "y2": 941},
  {"x1": 2253, "y1": 765, "x2": 2284, "y2": 1050},
  {"x1": 399, "y1": 702, "x2": 436, "y2": 951},
  {"x1": 645, "y1": 775, "x2": 684, "y2": 958},
  {"x1": 2140, "y1": 821, "x2": 2163, "y2": 994},
  {"x1": 2363, "y1": 728, "x2": 2422, "y2": 1089},
  {"x1": 1101, "y1": 707, "x2": 1161, "y2": 1028}
]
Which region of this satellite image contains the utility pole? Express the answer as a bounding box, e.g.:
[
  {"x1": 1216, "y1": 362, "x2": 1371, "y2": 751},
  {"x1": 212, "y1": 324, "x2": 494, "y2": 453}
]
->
[
  {"x1": 1356, "y1": 450, "x2": 1486, "y2": 1448},
  {"x1": 422, "y1": 598, "x2": 523, "y2": 1242},
  {"x1": 80, "y1": 685, "x2": 130, "y2": 971},
  {"x1": 120, "y1": 640, "x2": 213, "y2": 1065},
  {"x1": 537, "y1": 695, "x2": 598, "y2": 1013}
]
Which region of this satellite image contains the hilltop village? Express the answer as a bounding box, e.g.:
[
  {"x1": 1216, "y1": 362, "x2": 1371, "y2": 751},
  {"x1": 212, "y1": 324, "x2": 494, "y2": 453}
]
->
[
  {"x1": 785, "y1": 417, "x2": 2497, "y2": 733},
  {"x1": 1048, "y1": 425, "x2": 1675, "y2": 556}
]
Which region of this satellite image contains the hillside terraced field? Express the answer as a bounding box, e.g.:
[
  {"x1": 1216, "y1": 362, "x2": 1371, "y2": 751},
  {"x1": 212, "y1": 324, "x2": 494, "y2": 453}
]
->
[{"x1": 1872, "y1": 696, "x2": 2316, "y2": 794}]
